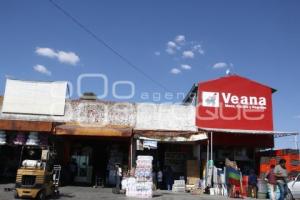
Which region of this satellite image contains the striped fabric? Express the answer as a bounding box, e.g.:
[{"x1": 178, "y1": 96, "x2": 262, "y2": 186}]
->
[{"x1": 226, "y1": 167, "x2": 241, "y2": 186}]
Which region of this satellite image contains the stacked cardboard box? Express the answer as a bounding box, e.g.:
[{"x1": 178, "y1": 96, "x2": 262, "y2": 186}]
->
[
  {"x1": 172, "y1": 180, "x2": 186, "y2": 192},
  {"x1": 126, "y1": 156, "x2": 153, "y2": 198},
  {"x1": 186, "y1": 160, "x2": 200, "y2": 185}
]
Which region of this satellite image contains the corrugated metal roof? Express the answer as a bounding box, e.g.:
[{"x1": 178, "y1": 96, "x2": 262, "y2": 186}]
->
[{"x1": 198, "y1": 127, "x2": 298, "y2": 138}]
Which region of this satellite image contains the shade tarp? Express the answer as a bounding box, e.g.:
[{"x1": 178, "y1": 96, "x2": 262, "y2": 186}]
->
[{"x1": 55, "y1": 124, "x2": 132, "y2": 137}]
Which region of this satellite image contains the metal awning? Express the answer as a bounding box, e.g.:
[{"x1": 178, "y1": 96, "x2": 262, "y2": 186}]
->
[
  {"x1": 55, "y1": 123, "x2": 132, "y2": 137},
  {"x1": 0, "y1": 119, "x2": 53, "y2": 132},
  {"x1": 134, "y1": 130, "x2": 208, "y2": 142},
  {"x1": 198, "y1": 127, "x2": 298, "y2": 138}
]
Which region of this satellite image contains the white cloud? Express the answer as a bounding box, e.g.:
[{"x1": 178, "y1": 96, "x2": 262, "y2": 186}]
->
[
  {"x1": 35, "y1": 47, "x2": 57, "y2": 58},
  {"x1": 166, "y1": 47, "x2": 176, "y2": 55},
  {"x1": 182, "y1": 51, "x2": 195, "y2": 59},
  {"x1": 35, "y1": 47, "x2": 80, "y2": 65},
  {"x1": 175, "y1": 35, "x2": 185, "y2": 45},
  {"x1": 192, "y1": 44, "x2": 205, "y2": 55},
  {"x1": 57, "y1": 51, "x2": 80, "y2": 65},
  {"x1": 213, "y1": 62, "x2": 228, "y2": 69},
  {"x1": 154, "y1": 51, "x2": 161, "y2": 56},
  {"x1": 167, "y1": 41, "x2": 177, "y2": 49},
  {"x1": 166, "y1": 41, "x2": 178, "y2": 55},
  {"x1": 181, "y1": 64, "x2": 192, "y2": 70},
  {"x1": 33, "y1": 64, "x2": 51, "y2": 76},
  {"x1": 170, "y1": 68, "x2": 181, "y2": 74},
  {"x1": 294, "y1": 115, "x2": 300, "y2": 119}
]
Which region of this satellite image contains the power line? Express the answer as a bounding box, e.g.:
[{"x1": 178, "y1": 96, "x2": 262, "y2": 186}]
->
[{"x1": 48, "y1": 0, "x2": 170, "y2": 92}]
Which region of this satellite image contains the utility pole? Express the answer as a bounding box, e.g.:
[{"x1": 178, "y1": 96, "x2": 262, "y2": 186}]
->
[{"x1": 296, "y1": 135, "x2": 300, "y2": 161}]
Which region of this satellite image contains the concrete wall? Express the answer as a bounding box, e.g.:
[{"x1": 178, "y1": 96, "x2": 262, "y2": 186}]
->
[
  {"x1": 0, "y1": 100, "x2": 136, "y2": 127},
  {"x1": 0, "y1": 99, "x2": 197, "y2": 131},
  {"x1": 135, "y1": 103, "x2": 197, "y2": 131}
]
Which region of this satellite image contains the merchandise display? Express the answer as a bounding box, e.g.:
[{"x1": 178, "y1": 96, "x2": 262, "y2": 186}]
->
[
  {"x1": 172, "y1": 180, "x2": 186, "y2": 192},
  {"x1": 14, "y1": 132, "x2": 26, "y2": 145},
  {"x1": 126, "y1": 156, "x2": 153, "y2": 198},
  {"x1": 26, "y1": 132, "x2": 39, "y2": 146},
  {"x1": 0, "y1": 131, "x2": 6, "y2": 145}
]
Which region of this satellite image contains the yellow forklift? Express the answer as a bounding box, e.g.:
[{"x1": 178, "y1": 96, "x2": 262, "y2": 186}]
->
[{"x1": 14, "y1": 145, "x2": 61, "y2": 200}]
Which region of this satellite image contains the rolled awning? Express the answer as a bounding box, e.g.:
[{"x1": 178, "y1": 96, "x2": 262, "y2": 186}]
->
[{"x1": 55, "y1": 123, "x2": 132, "y2": 137}]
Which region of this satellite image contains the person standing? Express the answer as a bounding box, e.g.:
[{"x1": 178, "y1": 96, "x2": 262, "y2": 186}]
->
[
  {"x1": 115, "y1": 163, "x2": 122, "y2": 191},
  {"x1": 157, "y1": 168, "x2": 163, "y2": 190},
  {"x1": 69, "y1": 158, "x2": 77, "y2": 185},
  {"x1": 152, "y1": 168, "x2": 157, "y2": 190},
  {"x1": 248, "y1": 169, "x2": 258, "y2": 198},
  {"x1": 266, "y1": 165, "x2": 277, "y2": 200},
  {"x1": 274, "y1": 159, "x2": 288, "y2": 200},
  {"x1": 165, "y1": 166, "x2": 173, "y2": 191}
]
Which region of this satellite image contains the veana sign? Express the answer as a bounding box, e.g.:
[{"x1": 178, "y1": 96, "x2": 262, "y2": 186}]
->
[
  {"x1": 197, "y1": 75, "x2": 274, "y2": 131},
  {"x1": 202, "y1": 91, "x2": 267, "y2": 110}
]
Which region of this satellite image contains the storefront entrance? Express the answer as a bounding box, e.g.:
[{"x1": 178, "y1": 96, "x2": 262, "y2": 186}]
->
[
  {"x1": 136, "y1": 142, "x2": 197, "y2": 189},
  {"x1": 57, "y1": 136, "x2": 130, "y2": 186}
]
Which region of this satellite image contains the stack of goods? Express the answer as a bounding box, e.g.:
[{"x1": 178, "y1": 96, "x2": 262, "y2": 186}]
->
[
  {"x1": 26, "y1": 132, "x2": 39, "y2": 145},
  {"x1": 107, "y1": 145, "x2": 123, "y2": 185},
  {"x1": 135, "y1": 156, "x2": 153, "y2": 198},
  {"x1": 14, "y1": 132, "x2": 27, "y2": 145},
  {"x1": 0, "y1": 131, "x2": 6, "y2": 145},
  {"x1": 172, "y1": 180, "x2": 186, "y2": 192},
  {"x1": 211, "y1": 167, "x2": 225, "y2": 196},
  {"x1": 186, "y1": 160, "x2": 200, "y2": 192},
  {"x1": 190, "y1": 179, "x2": 204, "y2": 195},
  {"x1": 126, "y1": 155, "x2": 153, "y2": 198},
  {"x1": 123, "y1": 177, "x2": 137, "y2": 196},
  {"x1": 257, "y1": 178, "x2": 268, "y2": 199}
]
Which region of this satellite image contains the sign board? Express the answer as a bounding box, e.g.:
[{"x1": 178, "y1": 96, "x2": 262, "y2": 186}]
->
[
  {"x1": 143, "y1": 140, "x2": 157, "y2": 149},
  {"x1": 196, "y1": 75, "x2": 274, "y2": 131},
  {"x1": 2, "y1": 79, "x2": 68, "y2": 116}
]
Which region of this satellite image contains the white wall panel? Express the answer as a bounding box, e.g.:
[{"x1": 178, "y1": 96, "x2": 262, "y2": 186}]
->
[{"x1": 2, "y1": 79, "x2": 67, "y2": 116}]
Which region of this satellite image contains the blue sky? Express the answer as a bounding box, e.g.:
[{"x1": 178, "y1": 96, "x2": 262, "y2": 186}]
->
[{"x1": 0, "y1": 0, "x2": 299, "y2": 148}]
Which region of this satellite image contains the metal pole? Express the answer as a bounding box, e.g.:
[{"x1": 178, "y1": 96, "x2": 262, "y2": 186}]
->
[
  {"x1": 130, "y1": 137, "x2": 133, "y2": 169},
  {"x1": 210, "y1": 132, "x2": 213, "y2": 161},
  {"x1": 206, "y1": 139, "x2": 209, "y2": 186},
  {"x1": 207, "y1": 139, "x2": 209, "y2": 166}
]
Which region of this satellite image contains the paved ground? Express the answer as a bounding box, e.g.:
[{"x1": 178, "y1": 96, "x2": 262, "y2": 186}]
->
[{"x1": 0, "y1": 183, "x2": 250, "y2": 200}]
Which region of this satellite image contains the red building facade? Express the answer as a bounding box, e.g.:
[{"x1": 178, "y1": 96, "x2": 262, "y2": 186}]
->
[{"x1": 196, "y1": 75, "x2": 275, "y2": 148}]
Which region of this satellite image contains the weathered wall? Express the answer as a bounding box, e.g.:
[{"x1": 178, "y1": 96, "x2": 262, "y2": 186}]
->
[
  {"x1": 135, "y1": 103, "x2": 197, "y2": 131},
  {"x1": 0, "y1": 99, "x2": 136, "y2": 128},
  {"x1": 0, "y1": 98, "x2": 197, "y2": 132}
]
